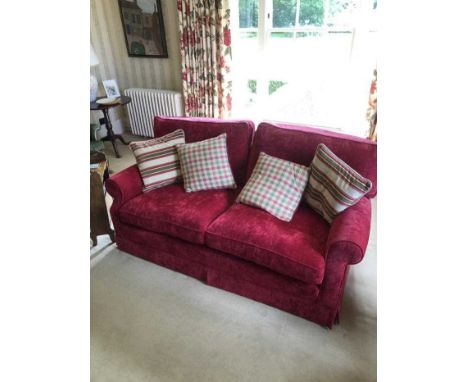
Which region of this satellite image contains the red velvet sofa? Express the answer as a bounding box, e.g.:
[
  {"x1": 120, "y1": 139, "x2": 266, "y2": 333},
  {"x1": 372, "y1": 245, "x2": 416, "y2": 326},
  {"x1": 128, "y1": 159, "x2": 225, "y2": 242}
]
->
[{"x1": 106, "y1": 117, "x2": 377, "y2": 328}]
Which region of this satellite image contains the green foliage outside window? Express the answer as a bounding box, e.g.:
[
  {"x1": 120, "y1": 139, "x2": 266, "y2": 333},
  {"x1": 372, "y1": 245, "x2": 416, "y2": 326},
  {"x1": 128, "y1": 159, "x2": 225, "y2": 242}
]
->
[
  {"x1": 273, "y1": 0, "x2": 297, "y2": 27},
  {"x1": 269, "y1": 80, "x2": 287, "y2": 95},
  {"x1": 271, "y1": 31, "x2": 294, "y2": 38},
  {"x1": 273, "y1": 0, "x2": 324, "y2": 27},
  {"x1": 299, "y1": 0, "x2": 324, "y2": 26},
  {"x1": 241, "y1": 31, "x2": 258, "y2": 38},
  {"x1": 247, "y1": 80, "x2": 286, "y2": 96},
  {"x1": 239, "y1": 0, "x2": 259, "y2": 28},
  {"x1": 248, "y1": 80, "x2": 257, "y2": 94},
  {"x1": 328, "y1": 1, "x2": 357, "y2": 22},
  {"x1": 238, "y1": 0, "x2": 360, "y2": 29}
]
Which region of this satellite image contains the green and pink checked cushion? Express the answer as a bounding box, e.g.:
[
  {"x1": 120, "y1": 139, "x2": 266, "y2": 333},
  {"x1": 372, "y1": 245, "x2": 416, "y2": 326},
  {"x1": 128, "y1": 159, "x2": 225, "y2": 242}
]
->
[
  {"x1": 304, "y1": 143, "x2": 373, "y2": 223},
  {"x1": 129, "y1": 129, "x2": 185, "y2": 192},
  {"x1": 176, "y1": 133, "x2": 237, "y2": 192},
  {"x1": 237, "y1": 152, "x2": 310, "y2": 222}
]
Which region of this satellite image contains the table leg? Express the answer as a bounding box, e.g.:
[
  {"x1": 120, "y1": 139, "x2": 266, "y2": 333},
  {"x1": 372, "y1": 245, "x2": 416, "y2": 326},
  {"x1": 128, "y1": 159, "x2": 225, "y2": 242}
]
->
[
  {"x1": 116, "y1": 135, "x2": 129, "y2": 145},
  {"x1": 100, "y1": 109, "x2": 130, "y2": 158},
  {"x1": 111, "y1": 139, "x2": 121, "y2": 158}
]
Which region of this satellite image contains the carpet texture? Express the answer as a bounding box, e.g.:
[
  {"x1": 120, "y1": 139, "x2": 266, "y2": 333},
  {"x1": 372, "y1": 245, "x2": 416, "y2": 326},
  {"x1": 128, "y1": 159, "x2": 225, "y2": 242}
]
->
[{"x1": 91, "y1": 200, "x2": 376, "y2": 382}]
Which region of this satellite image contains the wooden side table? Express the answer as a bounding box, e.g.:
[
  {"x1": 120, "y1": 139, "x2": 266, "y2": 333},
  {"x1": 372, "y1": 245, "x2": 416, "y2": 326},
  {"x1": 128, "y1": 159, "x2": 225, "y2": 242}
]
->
[
  {"x1": 90, "y1": 152, "x2": 114, "y2": 246},
  {"x1": 90, "y1": 96, "x2": 132, "y2": 158}
]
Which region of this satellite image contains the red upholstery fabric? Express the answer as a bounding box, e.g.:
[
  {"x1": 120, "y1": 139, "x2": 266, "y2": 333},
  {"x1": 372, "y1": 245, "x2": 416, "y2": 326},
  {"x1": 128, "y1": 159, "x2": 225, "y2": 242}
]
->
[
  {"x1": 206, "y1": 203, "x2": 329, "y2": 284},
  {"x1": 119, "y1": 184, "x2": 237, "y2": 245},
  {"x1": 105, "y1": 164, "x2": 143, "y2": 212},
  {"x1": 207, "y1": 270, "x2": 336, "y2": 326},
  {"x1": 326, "y1": 197, "x2": 372, "y2": 265},
  {"x1": 248, "y1": 122, "x2": 378, "y2": 197},
  {"x1": 154, "y1": 117, "x2": 255, "y2": 185},
  {"x1": 116, "y1": 222, "x2": 320, "y2": 300}
]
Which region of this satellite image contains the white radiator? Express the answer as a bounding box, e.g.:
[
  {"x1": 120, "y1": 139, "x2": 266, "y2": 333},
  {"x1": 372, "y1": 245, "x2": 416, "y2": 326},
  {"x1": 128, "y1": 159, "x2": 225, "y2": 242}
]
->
[{"x1": 124, "y1": 88, "x2": 184, "y2": 137}]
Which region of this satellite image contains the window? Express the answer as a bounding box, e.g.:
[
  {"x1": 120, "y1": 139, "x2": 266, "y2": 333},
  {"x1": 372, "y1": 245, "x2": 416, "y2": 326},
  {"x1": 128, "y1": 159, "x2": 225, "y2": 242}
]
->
[{"x1": 232, "y1": 0, "x2": 377, "y2": 137}]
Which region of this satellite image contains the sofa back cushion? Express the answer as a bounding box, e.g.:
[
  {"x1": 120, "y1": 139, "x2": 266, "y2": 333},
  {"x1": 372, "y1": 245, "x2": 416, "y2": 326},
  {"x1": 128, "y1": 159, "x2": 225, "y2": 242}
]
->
[
  {"x1": 248, "y1": 122, "x2": 377, "y2": 198},
  {"x1": 154, "y1": 117, "x2": 255, "y2": 185}
]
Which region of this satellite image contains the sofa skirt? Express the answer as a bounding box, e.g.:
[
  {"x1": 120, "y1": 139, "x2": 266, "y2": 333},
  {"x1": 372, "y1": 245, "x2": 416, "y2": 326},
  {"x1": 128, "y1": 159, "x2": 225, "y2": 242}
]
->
[{"x1": 114, "y1": 222, "x2": 346, "y2": 328}]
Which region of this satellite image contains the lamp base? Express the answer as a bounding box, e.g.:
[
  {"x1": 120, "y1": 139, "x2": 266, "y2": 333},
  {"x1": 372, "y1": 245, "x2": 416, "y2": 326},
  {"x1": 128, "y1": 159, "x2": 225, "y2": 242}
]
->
[{"x1": 90, "y1": 74, "x2": 98, "y2": 102}]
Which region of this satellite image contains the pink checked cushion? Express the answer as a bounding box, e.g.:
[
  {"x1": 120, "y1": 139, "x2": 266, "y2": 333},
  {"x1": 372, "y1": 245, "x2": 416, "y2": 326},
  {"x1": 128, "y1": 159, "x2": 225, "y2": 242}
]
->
[
  {"x1": 236, "y1": 152, "x2": 309, "y2": 222},
  {"x1": 206, "y1": 203, "x2": 329, "y2": 284},
  {"x1": 129, "y1": 129, "x2": 185, "y2": 192},
  {"x1": 176, "y1": 133, "x2": 237, "y2": 192},
  {"x1": 154, "y1": 117, "x2": 255, "y2": 186},
  {"x1": 304, "y1": 143, "x2": 373, "y2": 223}
]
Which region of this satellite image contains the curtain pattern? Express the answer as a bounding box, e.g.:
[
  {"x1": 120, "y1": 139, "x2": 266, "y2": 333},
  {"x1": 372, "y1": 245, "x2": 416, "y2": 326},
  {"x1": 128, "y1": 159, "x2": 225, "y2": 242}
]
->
[
  {"x1": 366, "y1": 69, "x2": 377, "y2": 141},
  {"x1": 177, "y1": 0, "x2": 232, "y2": 118}
]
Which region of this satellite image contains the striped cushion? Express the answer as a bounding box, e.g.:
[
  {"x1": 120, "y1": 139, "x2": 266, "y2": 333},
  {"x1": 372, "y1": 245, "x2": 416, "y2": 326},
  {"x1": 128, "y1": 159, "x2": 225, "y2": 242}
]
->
[
  {"x1": 130, "y1": 129, "x2": 185, "y2": 192},
  {"x1": 304, "y1": 143, "x2": 373, "y2": 223},
  {"x1": 176, "y1": 133, "x2": 236, "y2": 192},
  {"x1": 237, "y1": 152, "x2": 310, "y2": 222}
]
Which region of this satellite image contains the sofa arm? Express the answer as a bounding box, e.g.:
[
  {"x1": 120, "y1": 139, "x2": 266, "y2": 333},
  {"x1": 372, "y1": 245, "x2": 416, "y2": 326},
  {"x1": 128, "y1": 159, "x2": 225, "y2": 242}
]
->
[
  {"x1": 325, "y1": 197, "x2": 372, "y2": 265},
  {"x1": 105, "y1": 165, "x2": 143, "y2": 211}
]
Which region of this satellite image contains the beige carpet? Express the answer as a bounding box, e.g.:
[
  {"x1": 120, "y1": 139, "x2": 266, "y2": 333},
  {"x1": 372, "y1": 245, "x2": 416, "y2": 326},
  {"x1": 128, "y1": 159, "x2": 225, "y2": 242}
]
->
[{"x1": 91, "y1": 135, "x2": 376, "y2": 382}]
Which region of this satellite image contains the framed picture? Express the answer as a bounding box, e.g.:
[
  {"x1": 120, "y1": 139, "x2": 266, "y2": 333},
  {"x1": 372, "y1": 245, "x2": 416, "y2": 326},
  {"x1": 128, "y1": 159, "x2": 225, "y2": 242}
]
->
[
  {"x1": 102, "y1": 79, "x2": 121, "y2": 98},
  {"x1": 118, "y1": 0, "x2": 168, "y2": 58}
]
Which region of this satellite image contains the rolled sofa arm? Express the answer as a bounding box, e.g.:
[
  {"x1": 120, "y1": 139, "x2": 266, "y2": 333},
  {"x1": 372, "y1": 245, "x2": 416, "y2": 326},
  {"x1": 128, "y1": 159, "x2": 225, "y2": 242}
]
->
[
  {"x1": 325, "y1": 197, "x2": 372, "y2": 265},
  {"x1": 105, "y1": 164, "x2": 143, "y2": 212}
]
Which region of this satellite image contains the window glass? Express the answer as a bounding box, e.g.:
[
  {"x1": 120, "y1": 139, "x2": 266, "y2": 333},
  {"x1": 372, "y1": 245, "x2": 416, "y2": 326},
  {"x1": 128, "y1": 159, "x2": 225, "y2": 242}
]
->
[
  {"x1": 240, "y1": 31, "x2": 258, "y2": 39},
  {"x1": 299, "y1": 0, "x2": 324, "y2": 26},
  {"x1": 296, "y1": 31, "x2": 322, "y2": 38},
  {"x1": 233, "y1": 0, "x2": 377, "y2": 137},
  {"x1": 269, "y1": 80, "x2": 287, "y2": 95},
  {"x1": 239, "y1": 0, "x2": 259, "y2": 28},
  {"x1": 272, "y1": 0, "x2": 297, "y2": 28},
  {"x1": 248, "y1": 79, "x2": 257, "y2": 94},
  {"x1": 270, "y1": 31, "x2": 294, "y2": 38},
  {"x1": 239, "y1": 79, "x2": 257, "y2": 111},
  {"x1": 327, "y1": 0, "x2": 358, "y2": 27}
]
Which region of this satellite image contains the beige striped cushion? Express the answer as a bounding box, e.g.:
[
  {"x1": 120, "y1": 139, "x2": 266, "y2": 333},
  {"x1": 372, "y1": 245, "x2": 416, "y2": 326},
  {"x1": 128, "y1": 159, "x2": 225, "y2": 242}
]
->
[
  {"x1": 130, "y1": 129, "x2": 185, "y2": 192},
  {"x1": 304, "y1": 143, "x2": 373, "y2": 224}
]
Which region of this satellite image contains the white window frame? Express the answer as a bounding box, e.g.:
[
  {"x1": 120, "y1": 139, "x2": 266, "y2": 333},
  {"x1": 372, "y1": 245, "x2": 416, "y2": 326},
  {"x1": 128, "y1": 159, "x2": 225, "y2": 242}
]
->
[
  {"x1": 232, "y1": 0, "x2": 376, "y2": 134},
  {"x1": 237, "y1": 1, "x2": 364, "y2": 55}
]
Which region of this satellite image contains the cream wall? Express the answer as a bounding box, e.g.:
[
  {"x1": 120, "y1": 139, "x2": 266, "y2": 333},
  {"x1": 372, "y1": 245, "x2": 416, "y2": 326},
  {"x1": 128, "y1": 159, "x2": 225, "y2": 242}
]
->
[{"x1": 90, "y1": 0, "x2": 182, "y2": 133}]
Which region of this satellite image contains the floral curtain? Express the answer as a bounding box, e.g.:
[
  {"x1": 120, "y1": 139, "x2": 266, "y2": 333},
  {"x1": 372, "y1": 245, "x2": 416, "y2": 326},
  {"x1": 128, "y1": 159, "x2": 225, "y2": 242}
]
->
[
  {"x1": 177, "y1": 0, "x2": 232, "y2": 118},
  {"x1": 366, "y1": 69, "x2": 377, "y2": 141}
]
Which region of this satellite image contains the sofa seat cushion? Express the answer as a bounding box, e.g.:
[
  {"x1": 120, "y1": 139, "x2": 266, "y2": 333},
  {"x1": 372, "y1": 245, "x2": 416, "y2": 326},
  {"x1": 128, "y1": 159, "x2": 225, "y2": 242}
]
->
[
  {"x1": 206, "y1": 203, "x2": 330, "y2": 284},
  {"x1": 118, "y1": 184, "x2": 237, "y2": 245}
]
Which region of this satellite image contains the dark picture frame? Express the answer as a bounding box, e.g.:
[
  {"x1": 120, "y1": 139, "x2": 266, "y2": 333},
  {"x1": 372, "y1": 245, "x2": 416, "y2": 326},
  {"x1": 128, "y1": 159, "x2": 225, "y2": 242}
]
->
[{"x1": 118, "y1": 0, "x2": 168, "y2": 58}]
